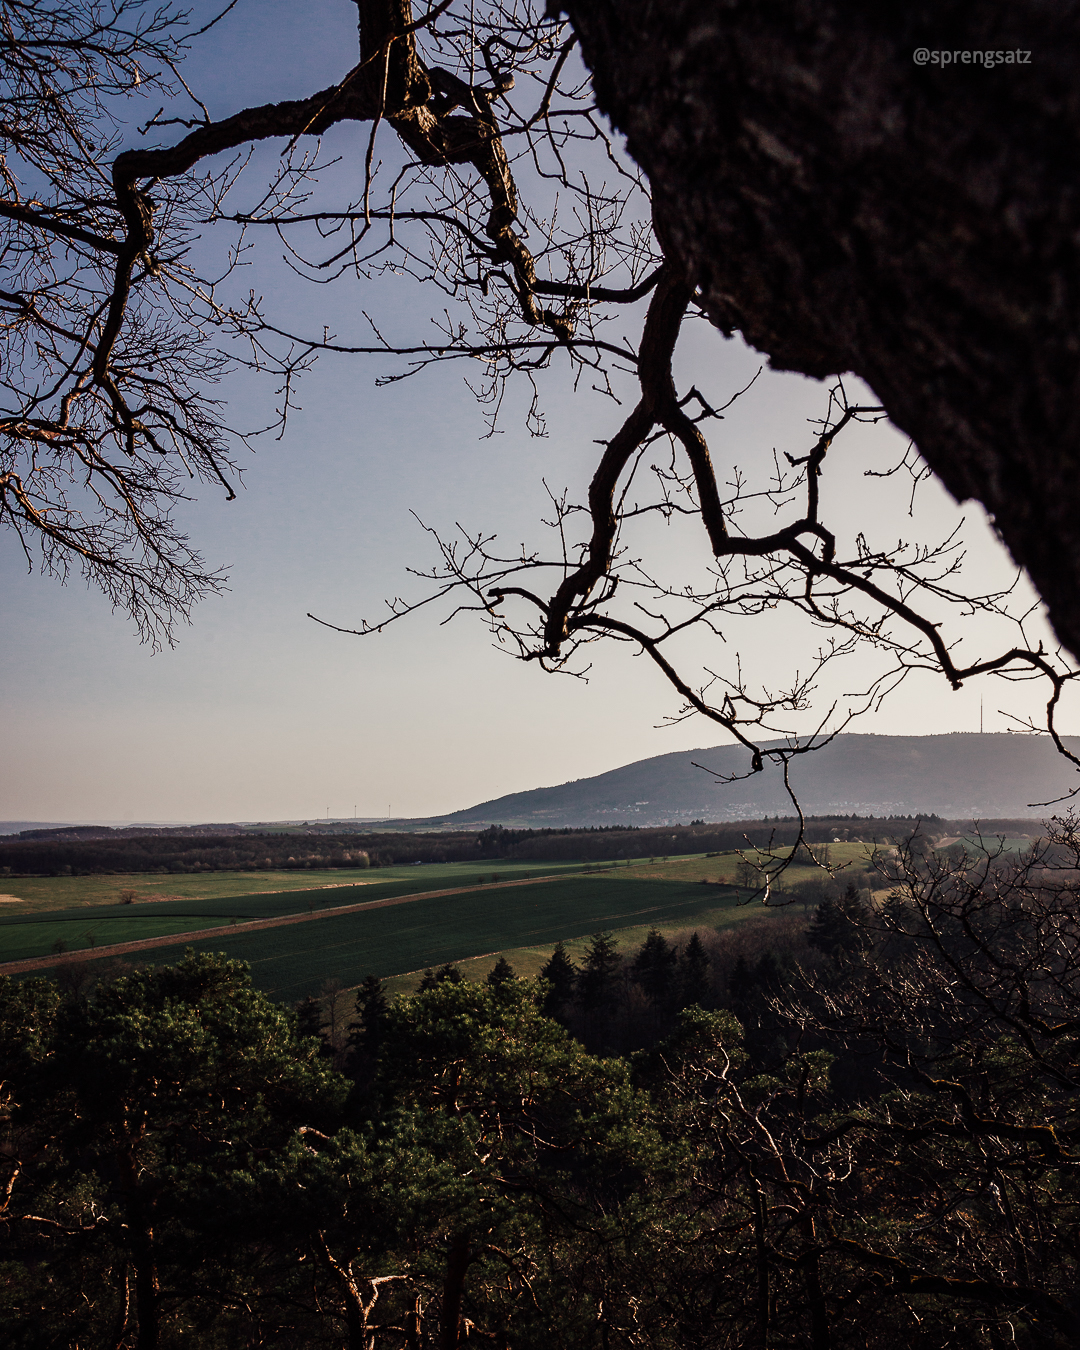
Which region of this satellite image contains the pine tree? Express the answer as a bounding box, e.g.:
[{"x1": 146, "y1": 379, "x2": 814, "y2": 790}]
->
[
  {"x1": 538, "y1": 942, "x2": 577, "y2": 1022},
  {"x1": 679, "y1": 931, "x2": 712, "y2": 1008},
  {"x1": 296, "y1": 995, "x2": 331, "y2": 1056},
  {"x1": 727, "y1": 954, "x2": 757, "y2": 1020},
  {"x1": 807, "y1": 883, "x2": 872, "y2": 963},
  {"x1": 345, "y1": 975, "x2": 389, "y2": 1063},
  {"x1": 744, "y1": 951, "x2": 793, "y2": 1069},
  {"x1": 579, "y1": 933, "x2": 621, "y2": 1049},
  {"x1": 753, "y1": 950, "x2": 785, "y2": 996},
  {"x1": 486, "y1": 956, "x2": 516, "y2": 987},
  {"x1": 418, "y1": 963, "x2": 463, "y2": 990},
  {"x1": 580, "y1": 932, "x2": 620, "y2": 1009},
  {"x1": 632, "y1": 929, "x2": 678, "y2": 1011}
]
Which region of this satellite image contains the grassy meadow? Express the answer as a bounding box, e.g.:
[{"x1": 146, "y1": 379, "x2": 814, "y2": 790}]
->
[
  {"x1": 0, "y1": 845, "x2": 876, "y2": 1002},
  {"x1": 0, "y1": 859, "x2": 581, "y2": 913}
]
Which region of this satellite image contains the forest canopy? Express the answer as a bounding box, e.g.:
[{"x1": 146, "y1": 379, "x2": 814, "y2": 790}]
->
[{"x1": 4, "y1": 820, "x2": 1080, "y2": 1347}]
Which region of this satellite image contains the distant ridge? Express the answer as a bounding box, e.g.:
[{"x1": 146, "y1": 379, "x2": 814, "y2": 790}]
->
[
  {"x1": 10, "y1": 735, "x2": 1077, "y2": 839},
  {"x1": 0, "y1": 822, "x2": 85, "y2": 836},
  {"x1": 407, "y1": 733, "x2": 1080, "y2": 830}
]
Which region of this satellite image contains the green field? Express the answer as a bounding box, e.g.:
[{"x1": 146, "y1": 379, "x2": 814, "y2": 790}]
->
[
  {"x1": 242, "y1": 874, "x2": 754, "y2": 1002},
  {"x1": 0, "y1": 859, "x2": 587, "y2": 913},
  {"x1": 1, "y1": 848, "x2": 865, "y2": 1002},
  {"x1": 0, "y1": 913, "x2": 251, "y2": 962},
  {"x1": 0, "y1": 861, "x2": 593, "y2": 963},
  {"x1": 2, "y1": 872, "x2": 760, "y2": 1002}
]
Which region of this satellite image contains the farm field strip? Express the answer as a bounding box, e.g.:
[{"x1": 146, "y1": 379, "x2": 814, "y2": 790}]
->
[
  {"x1": 0, "y1": 860, "x2": 588, "y2": 914},
  {"x1": 0, "y1": 914, "x2": 244, "y2": 963},
  {"x1": 1, "y1": 851, "x2": 839, "y2": 1002},
  {"x1": 233, "y1": 879, "x2": 755, "y2": 1001},
  {"x1": 0, "y1": 871, "x2": 588, "y2": 971},
  {"x1": 0, "y1": 843, "x2": 873, "y2": 925},
  {"x1": 0, "y1": 865, "x2": 589, "y2": 933},
  {"x1": 0, "y1": 870, "x2": 383, "y2": 912},
  {"x1": 9, "y1": 876, "x2": 752, "y2": 1002}
]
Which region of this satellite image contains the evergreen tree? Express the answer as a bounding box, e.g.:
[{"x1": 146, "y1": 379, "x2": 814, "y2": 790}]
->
[
  {"x1": 538, "y1": 942, "x2": 577, "y2": 1022},
  {"x1": 726, "y1": 950, "x2": 793, "y2": 1071},
  {"x1": 2, "y1": 954, "x2": 346, "y2": 1346},
  {"x1": 679, "y1": 931, "x2": 713, "y2": 1008},
  {"x1": 807, "y1": 883, "x2": 872, "y2": 963},
  {"x1": 753, "y1": 950, "x2": 785, "y2": 996},
  {"x1": 727, "y1": 953, "x2": 756, "y2": 1019},
  {"x1": 579, "y1": 932, "x2": 620, "y2": 1011},
  {"x1": 345, "y1": 974, "x2": 389, "y2": 1065},
  {"x1": 632, "y1": 929, "x2": 678, "y2": 1011},
  {"x1": 486, "y1": 956, "x2": 516, "y2": 987},
  {"x1": 418, "y1": 963, "x2": 463, "y2": 990},
  {"x1": 366, "y1": 977, "x2": 679, "y2": 1346},
  {"x1": 296, "y1": 994, "x2": 332, "y2": 1056},
  {"x1": 579, "y1": 932, "x2": 621, "y2": 1048}
]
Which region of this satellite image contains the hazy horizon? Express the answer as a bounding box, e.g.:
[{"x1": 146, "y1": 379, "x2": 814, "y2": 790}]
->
[{"x1": 5, "y1": 730, "x2": 1074, "y2": 830}]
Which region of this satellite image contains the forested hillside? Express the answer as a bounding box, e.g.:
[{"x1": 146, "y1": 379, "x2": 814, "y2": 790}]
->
[{"x1": 420, "y1": 734, "x2": 1080, "y2": 828}]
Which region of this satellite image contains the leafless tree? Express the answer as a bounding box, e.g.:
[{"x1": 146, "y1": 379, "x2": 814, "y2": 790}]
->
[
  {"x1": 0, "y1": 0, "x2": 242, "y2": 641},
  {"x1": 3, "y1": 0, "x2": 1078, "y2": 838}
]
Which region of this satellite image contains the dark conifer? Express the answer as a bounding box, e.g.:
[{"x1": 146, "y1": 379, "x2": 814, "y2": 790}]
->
[
  {"x1": 727, "y1": 954, "x2": 756, "y2": 1019},
  {"x1": 753, "y1": 950, "x2": 784, "y2": 996},
  {"x1": 807, "y1": 883, "x2": 872, "y2": 963},
  {"x1": 578, "y1": 933, "x2": 621, "y2": 1049},
  {"x1": 632, "y1": 929, "x2": 678, "y2": 1010},
  {"x1": 346, "y1": 975, "x2": 389, "y2": 1063},
  {"x1": 679, "y1": 931, "x2": 712, "y2": 1008},
  {"x1": 486, "y1": 956, "x2": 516, "y2": 987},
  {"x1": 296, "y1": 995, "x2": 330, "y2": 1053},
  {"x1": 538, "y1": 942, "x2": 577, "y2": 1022},
  {"x1": 579, "y1": 932, "x2": 620, "y2": 1010},
  {"x1": 419, "y1": 963, "x2": 463, "y2": 991}
]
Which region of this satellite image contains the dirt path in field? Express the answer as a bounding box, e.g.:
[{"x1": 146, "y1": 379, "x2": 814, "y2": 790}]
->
[{"x1": 0, "y1": 874, "x2": 578, "y2": 976}]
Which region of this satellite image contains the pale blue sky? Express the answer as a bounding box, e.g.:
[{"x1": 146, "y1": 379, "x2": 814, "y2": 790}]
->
[{"x1": 2, "y1": 1, "x2": 1072, "y2": 824}]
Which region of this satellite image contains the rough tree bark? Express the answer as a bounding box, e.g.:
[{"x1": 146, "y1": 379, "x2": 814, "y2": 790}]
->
[{"x1": 564, "y1": 0, "x2": 1080, "y2": 658}]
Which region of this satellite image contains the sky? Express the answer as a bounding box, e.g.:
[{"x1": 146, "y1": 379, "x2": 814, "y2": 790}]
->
[{"x1": 2, "y1": 1, "x2": 1076, "y2": 826}]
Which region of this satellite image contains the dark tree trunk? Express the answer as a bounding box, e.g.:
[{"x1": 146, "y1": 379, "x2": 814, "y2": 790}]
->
[
  {"x1": 117, "y1": 1148, "x2": 159, "y2": 1350},
  {"x1": 565, "y1": 1, "x2": 1080, "y2": 657},
  {"x1": 110, "y1": 1264, "x2": 131, "y2": 1350},
  {"x1": 440, "y1": 1232, "x2": 471, "y2": 1350},
  {"x1": 132, "y1": 1238, "x2": 159, "y2": 1350}
]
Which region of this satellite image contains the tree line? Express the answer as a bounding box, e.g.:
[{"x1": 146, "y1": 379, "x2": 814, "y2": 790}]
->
[
  {"x1": 0, "y1": 817, "x2": 1036, "y2": 877},
  {"x1": 3, "y1": 820, "x2": 1079, "y2": 1347}
]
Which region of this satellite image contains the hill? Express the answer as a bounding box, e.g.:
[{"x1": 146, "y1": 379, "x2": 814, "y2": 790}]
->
[{"x1": 408, "y1": 733, "x2": 1080, "y2": 829}]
